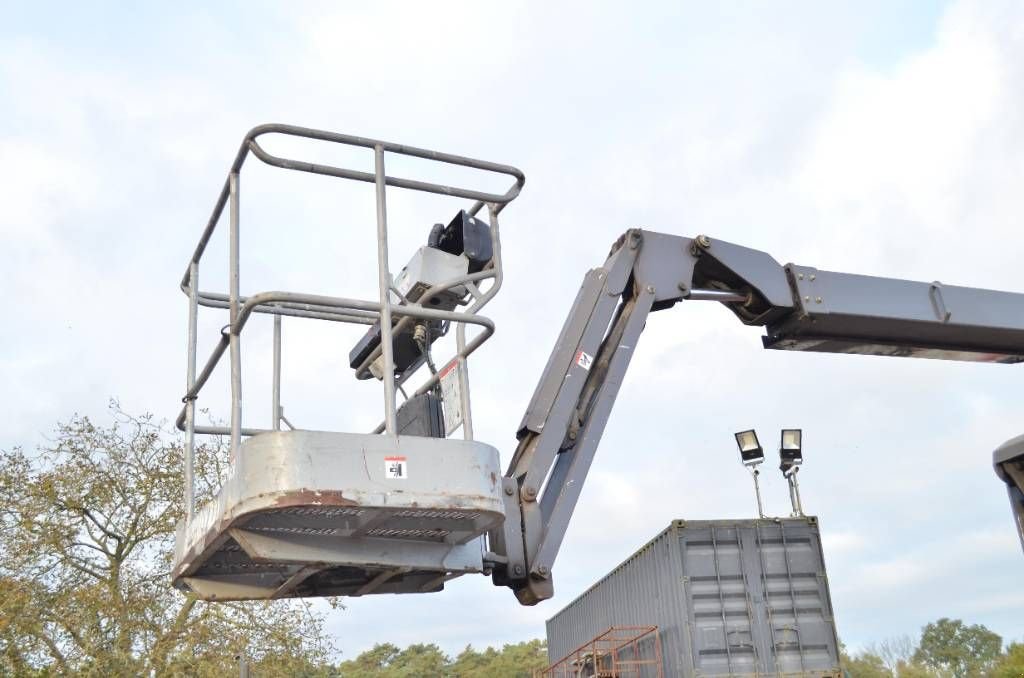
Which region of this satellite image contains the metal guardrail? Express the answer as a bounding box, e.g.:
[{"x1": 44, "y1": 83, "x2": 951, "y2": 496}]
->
[
  {"x1": 178, "y1": 123, "x2": 524, "y2": 520},
  {"x1": 536, "y1": 626, "x2": 663, "y2": 678}
]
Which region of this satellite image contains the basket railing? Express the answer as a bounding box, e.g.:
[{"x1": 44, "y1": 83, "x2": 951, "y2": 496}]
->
[{"x1": 177, "y1": 123, "x2": 524, "y2": 521}]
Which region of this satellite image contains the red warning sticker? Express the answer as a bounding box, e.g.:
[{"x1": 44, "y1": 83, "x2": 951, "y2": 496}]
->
[{"x1": 384, "y1": 455, "x2": 408, "y2": 479}]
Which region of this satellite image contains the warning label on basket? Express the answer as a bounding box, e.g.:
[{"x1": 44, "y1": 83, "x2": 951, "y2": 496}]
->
[
  {"x1": 576, "y1": 350, "x2": 594, "y2": 371},
  {"x1": 440, "y1": 360, "x2": 463, "y2": 436},
  {"x1": 384, "y1": 455, "x2": 408, "y2": 479}
]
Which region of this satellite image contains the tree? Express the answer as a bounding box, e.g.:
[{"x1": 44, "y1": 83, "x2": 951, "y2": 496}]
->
[
  {"x1": 336, "y1": 639, "x2": 548, "y2": 677},
  {"x1": 895, "y1": 660, "x2": 941, "y2": 678},
  {"x1": 990, "y1": 643, "x2": 1024, "y2": 678},
  {"x1": 912, "y1": 618, "x2": 1002, "y2": 678},
  {"x1": 337, "y1": 642, "x2": 446, "y2": 677},
  {"x1": 450, "y1": 640, "x2": 547, "y2": 677},
  {"x1": 867, "y1": 635, "x2": 918, "y2": 674},
  {"x1": 841, "y1": 648, "x2": 894, "y2": 678},
  {"x1": 338, "y1": 643, "x2": 403, "y2": 675},
  {"x1": 386, "y1": 643, "x2": 448, "y2": 677},
  {"x1": 449, "y1": 644, "x2": 497, "y2": 675},
  {"x1": 0, "y1": 403, "x2": 336, "y2": 676}
]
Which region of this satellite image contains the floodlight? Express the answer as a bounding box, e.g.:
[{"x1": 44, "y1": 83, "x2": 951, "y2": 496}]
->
[
  {"x1": 734, "y1": 429, "x2": 764, "y2": 466},
  {"x1": 780, "y1": 428, "x2": 802, "y2": 467},
  {"x1": 734, "y1": 429, "x2": 766, "y2": 518},
  {"x1": 779, "y1": 428, "x2": 806, "y2": 516}
]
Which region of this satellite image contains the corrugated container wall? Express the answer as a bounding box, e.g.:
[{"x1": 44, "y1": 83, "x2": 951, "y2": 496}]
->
[{"x1": 545, "y1": 518, "x2": 841, "y2": 677}]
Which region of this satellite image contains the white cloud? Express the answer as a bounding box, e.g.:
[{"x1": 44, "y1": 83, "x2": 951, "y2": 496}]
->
[
  {"x1": 791, "y1": 2, "x2": 1015, "y2": 279},
  {"x1": 822, "y1": 531, "x2": 868, "y2": 558}
]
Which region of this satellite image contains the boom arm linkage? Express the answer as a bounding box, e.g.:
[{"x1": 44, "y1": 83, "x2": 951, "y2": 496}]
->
[{"x1": 488, "y1": 229, "x2": 1024, "y2": 605}]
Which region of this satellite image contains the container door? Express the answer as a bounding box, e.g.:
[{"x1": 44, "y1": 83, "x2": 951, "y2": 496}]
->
[
  {"x1": 680, "y1": 524, "x2": 764, "y2": 675},
  {"x1": 750, "y1": 521, "x2": 842, "y2": 675}
]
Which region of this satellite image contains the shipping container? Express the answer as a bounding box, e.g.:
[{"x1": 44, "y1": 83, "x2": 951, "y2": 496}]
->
[{"x1": 543, "y1": 517, "x2": 841, "y2": 677}]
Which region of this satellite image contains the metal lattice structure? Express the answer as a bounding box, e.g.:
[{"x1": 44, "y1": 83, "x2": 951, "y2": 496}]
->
[{"x1": 536, "y1": 626, "x2": 663, "y2": 678}]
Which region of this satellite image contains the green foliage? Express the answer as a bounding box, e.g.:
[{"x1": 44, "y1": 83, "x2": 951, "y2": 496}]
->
[
  {"x1": 990, "y1": 643, "x2": 1024, "y2": 678},
  {"x1": 450, "y1": 639, "x2": 547, "y2": 677},
  {"x1": 337, "y1": 642, "x2": 447, "y2": 677},
  {"x1": 337, "y1": 639, "x2": 547, "y2": 677},
  {"x1": 842, "y1": 649, "x2": 894, "y2": 678},
  {"x1": 0, "y1": 404, "x2": 336, "y2": 676},
  {"x1": 841, "y1": 618, "x2": 1017, "y2": 678},
  {"x1": 913, "y1": 618, "x2": 1002, "y2": 678},
  {"x1": 894, "y1": 659, "x2": 941, "y2": 678},
  {"x1": 868, "y1": 635, "x2": 919, "y2": 675},
  {"x1": 340, "y1": 643, "x2": 402, "y2": 673}
]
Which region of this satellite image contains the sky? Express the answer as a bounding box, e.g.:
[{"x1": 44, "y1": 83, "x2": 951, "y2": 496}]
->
[{"x1": 2, "y1": 0, "x2": 1023, "y2": 662}]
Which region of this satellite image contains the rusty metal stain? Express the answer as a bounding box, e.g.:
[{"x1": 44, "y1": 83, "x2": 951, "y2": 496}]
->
[{"x1": 270, "y1": 488, "x2": 358, "y2": 508}]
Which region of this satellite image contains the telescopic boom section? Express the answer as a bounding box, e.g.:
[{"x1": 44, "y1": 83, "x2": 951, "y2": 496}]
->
[{"x1": 490, "y1": 229, "x2": 1024, "y2": 605}]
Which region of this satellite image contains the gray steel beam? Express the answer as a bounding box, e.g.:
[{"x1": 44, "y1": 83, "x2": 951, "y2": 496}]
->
[
  {"x1": 689, "y1": 235, "x2": 792, "y2": 308},
  {"x1": 184, "y1": 261, "x2": 198, "y2": 520},
  {"x1": 228, "y1": 172, "x2": 242, "y2": 460},
  {"x1": 374, "y1": 145, "x2": 398, "y2": 436},
  {"x1": 515, "y1": 241, "x2": 636, "y2": 438},
  {"x1": 530, "y1": 288, "x2": 655, "y2": 582},
  {"x1": 272, "y1": 315, "x2": 281, "y2": 431},
  {"x1": 354, "y1": 568, "x2": 409, "y2": 596},
  {"x1": 489, "y1": 477, "x2": 527, "y2": 583},
  {"x1": 270, "y1": 565, "x2": 324, "y2": 599},
  {"x1": 515, "y1": 251, "x2": 638, "y2": 495},
  {"x1": 493, "y1": 228, "x2": 1024, "y2": 605},
  {"x1": 1006, "y1": 484, "x2": 1024, "y2": 555},
  {"x1": 765, "y1": 266, "x2": 1024, "y2": 362}
]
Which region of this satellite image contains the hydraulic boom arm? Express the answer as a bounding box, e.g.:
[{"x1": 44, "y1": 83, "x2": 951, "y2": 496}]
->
[{"x1": 489, "y1": 229, "x2": 1024, "y2": 605}]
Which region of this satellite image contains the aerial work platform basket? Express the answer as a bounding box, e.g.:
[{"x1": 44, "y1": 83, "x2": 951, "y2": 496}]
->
[{"x1": 172, "y1": 124, "x2": 523, "y2": 600}]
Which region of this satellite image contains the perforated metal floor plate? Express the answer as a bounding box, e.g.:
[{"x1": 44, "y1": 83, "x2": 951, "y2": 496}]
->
[{"x1": 172, "y1": 431, "x2": 504, "y2": 600}]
